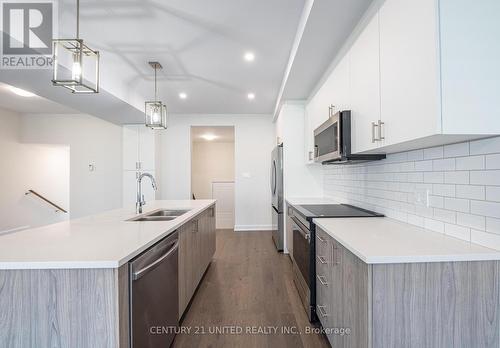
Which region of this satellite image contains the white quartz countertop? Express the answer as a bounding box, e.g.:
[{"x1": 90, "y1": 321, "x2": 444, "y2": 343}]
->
[
  {"x1": 314, "y1": 217, "x2": 500, "y2": 264},
  {"x1": 0, "y1": 200, "x2": 215, "y2": 270}
]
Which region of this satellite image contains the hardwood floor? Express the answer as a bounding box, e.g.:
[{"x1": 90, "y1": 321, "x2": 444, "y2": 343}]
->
[{"x1": 173, "y1": 229, "x2": 330, "y2": 348}]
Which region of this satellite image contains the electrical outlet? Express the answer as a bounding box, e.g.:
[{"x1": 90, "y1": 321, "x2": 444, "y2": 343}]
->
[{"x1": 414, "y1": 188, "x2": 430, "y2": 207}]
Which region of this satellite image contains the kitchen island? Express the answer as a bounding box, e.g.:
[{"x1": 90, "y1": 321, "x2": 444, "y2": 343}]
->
[{"x1": 0, "y1": 200, "x2": 216, "y2": 348}]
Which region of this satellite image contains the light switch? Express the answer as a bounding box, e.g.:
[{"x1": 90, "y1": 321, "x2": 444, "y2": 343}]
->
[{"x1": 242, "y1": 172, "x2": 251, "y2": 178}]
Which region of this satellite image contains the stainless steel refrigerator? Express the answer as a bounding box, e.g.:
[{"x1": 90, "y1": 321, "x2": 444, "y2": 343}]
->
[{"x1": 271, "y1": 144, "x2": 284, "y2": 251}]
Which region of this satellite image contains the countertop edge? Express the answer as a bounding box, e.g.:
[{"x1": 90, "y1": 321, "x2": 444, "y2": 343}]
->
[{"x1": 313, "y1": 218, "x2": 500, "y2": 264}]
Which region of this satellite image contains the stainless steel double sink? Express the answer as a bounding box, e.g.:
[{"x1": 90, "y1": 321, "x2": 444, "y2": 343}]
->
[{"x1": 128, "y1": 209, "x2": 190, "y2": 222}]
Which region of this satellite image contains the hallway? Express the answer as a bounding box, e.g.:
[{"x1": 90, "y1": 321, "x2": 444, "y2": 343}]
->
[{"x1": 173, "y1": 229, "x2": 330, "y2": 348}]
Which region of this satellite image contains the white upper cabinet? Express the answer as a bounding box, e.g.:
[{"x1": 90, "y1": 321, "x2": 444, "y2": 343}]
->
[
  {"x1": 439, "y1": 0, "x2": 500, "y2": 134},
  {"x1": 305, "y1": 0, "x2": 500, "y2": 156},
  {"x1": 138, "y1": 126, "x2": 156, "y2": 171},
  {"x1": 349, "y1": 13, "x2": 381, "y2": 153},
  {"x1": 122, "y1": 125, "x2": 156, "y2": 171},
  {"x1": 379, "y1": 0, "x2": 440, "y2": 148},
  {"x1": 123, "y1": 125, "x2": 139, "y2": 171}
]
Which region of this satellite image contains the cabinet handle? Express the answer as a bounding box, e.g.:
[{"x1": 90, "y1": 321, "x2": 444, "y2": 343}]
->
[
  {"x1": 372, "y1": 122, "x2": 379, "y2": 143},
  {"x1": 329, "y1": 104, "x2": 336, "y2": 118},
  {"x1": 316, "y1": 234, "x2": 326, "y2": 243},
  {"x1": 332, "y1": 244, "x2": 340, "y2": 265},
  {"x1": 317, "y1": 305, "x2": 328, "y2": 317},
  {"x1": 317, "y1": 256, "x2": 327, "y2": 264},
  {"x1": 378, "y1": 120, "x2": 385, "y2": 140},
  {"x1": 192, "y1": 220, "x2": 199, "y2": 232},
  {"x1": 317, "y1": 275, "x2": 328, "y2": 286}
]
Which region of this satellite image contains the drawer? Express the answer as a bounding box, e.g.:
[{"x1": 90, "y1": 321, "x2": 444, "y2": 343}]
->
[{"x1": 315, "y1": 228, "x2": 330, "y2": 256}]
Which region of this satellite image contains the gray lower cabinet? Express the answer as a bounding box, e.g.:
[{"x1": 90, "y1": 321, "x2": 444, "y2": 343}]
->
[
  {"x1": 315, "y1": 226, "x2": 500, "y2": 348},
  {"x1": 178, "y1": 205, "x2": 216, "y2": 318}
]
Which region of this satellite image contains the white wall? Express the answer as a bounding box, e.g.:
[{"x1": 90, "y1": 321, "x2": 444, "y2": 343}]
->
[
  {"x1": 0, "y1": 108, "x2": 70, "y2": 233},
  {"x1": 20, "y1": 113, "x2": 123, "y2": 218},
  {"x1": 159, "y1": 114, "x2": 274, "y2": 231},
  {"x1": 191, "y1": 141, "x2": 235, "y2": 199},
  {"x1": 323, "y1": 137, "x2": 500, "y2": 251}
]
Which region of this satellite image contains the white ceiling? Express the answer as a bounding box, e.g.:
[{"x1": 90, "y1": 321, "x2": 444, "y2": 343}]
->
[
  {"x1": 0, "y1": 83, "x2": 78, "y2": 114},
  {"x1": 55, "y1": 0, "x2": 305, "y2": 115},
  {"x1": 281, "y1": 0, "x2": 374, "y2": 100},
  {"x1": 191, "y1": 126, "x2": 234, "y2": 143}
]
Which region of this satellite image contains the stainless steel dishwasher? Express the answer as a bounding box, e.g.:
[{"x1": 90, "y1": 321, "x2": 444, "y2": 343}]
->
[{"x1": 129, "y1": 231, "x2": 179, "y2": 348}]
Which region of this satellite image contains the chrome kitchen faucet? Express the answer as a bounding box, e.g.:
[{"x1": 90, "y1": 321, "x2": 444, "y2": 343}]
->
[{"x1": 136, "y1": 173, "x2": 157, "y2": 214}]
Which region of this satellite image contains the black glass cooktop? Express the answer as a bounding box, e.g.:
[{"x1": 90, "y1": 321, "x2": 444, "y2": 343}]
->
[{"x1": 295, "y1": 204, "x2": 384, "y2": 221}]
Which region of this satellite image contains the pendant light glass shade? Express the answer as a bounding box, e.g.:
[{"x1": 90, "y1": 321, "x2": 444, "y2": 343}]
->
[
  {"x1": 145, "y1": 101, "x2": 167, "y2": 129},
  {"x1": 145, "y1": 61, "x2": 168, "y2": 129},
  {"x1": 52, "y1": 39, "x2": 99, "y2": 93},
  {"x1": 52, "y1": 0, "x2": 100, "y2": 94}
]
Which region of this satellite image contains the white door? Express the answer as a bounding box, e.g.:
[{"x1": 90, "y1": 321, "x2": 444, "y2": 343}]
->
[{"x1": 212, "y1": 181, "x2": 235, "y2": 229}]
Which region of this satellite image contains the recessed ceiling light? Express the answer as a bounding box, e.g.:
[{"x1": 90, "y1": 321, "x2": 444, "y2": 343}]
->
[
  {"x1": 179, "y1": 92, "x2": 187, "y2": 99},
  {"x1": 6, "y1": 85, "x2": 36, "y2": 97},
  {"x1": 244, "y1": 52, "x2": 255, "y2": 62},
  {"x1": 247, "y1": 93, "x2": 255, "y2": 100},
  {"x1": 201, "y1": 134, "x2": 218, "y2": 141}
]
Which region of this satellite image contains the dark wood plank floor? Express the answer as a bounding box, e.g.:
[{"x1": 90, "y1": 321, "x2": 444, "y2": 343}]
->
[{"x1": 173, "y1": 229, "x2": 330, "y2": 348}]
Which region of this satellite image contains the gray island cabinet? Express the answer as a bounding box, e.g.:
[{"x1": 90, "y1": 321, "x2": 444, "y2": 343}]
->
[
  {"x1": 315, "y1": 226, "x2": 500, "y2": 348},
  {"x1": 0, "y1": 202, "x2": 216, "y2": 348}
]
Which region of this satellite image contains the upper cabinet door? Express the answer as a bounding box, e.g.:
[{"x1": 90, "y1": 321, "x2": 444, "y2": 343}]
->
[
  {"x1": 349, "y1": 13, "x2": 381, "y2": 153},
  {"x1": 123, "y1": 125, "x2": 139, "y2": 171},
  {"x1": 138, "y1": 126, "x2": 156, "y2": 171},
  {"x1": 379, "y1": 0, "x2": 440, "y2": 147}
]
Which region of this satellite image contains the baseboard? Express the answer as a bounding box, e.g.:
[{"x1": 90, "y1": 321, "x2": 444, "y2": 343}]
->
[{"x1": 234, "y1": 224, "x2": 273, "y2": 232}]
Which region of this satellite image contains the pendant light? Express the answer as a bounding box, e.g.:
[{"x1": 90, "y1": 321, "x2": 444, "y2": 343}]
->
[
  {"x1": 52, "y1": 0, "x2": 100, "y2": 94},
  {"x1": 144, "y1": 61, "x2": 168, "y2": 129}
]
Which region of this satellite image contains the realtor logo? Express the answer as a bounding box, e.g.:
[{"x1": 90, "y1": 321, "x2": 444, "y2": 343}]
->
[{"x1": 0, "y1": 0, "x2": 57, "y2": 69}]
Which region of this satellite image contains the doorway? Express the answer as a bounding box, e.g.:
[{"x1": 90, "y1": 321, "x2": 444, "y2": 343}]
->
[{"x1": 191, "y1": 126, "x2": 235, "y2": 229}]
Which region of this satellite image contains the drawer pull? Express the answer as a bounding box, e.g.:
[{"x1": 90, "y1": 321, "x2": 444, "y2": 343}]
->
[
  {"x1": 317, "y1": 275, "x2": 328, "y2": 286},
  {"x1": 317, "y1": 256, "x2": 327, "y2": 264},
  {"x1": 317, "y1": 305, "x2": 328, "y2": 317},
  {"x1": 316, "y1": 234, "x2": 326, "y2": 243}
]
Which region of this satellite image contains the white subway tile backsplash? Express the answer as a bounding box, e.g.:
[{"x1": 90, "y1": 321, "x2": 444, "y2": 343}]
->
[
  {"x1": 470, "y1": 170, "x2": 500, "y2": 186},
  {"x1": 407, "y1": 150, "x2": 424, "y2": 161},
  {"x1": 444, "y1": 197, "x2": 470, "y2": 213},
  {"x1": 424, "y1": 146, "x2": 444, "y2": 160},
  {"x1": 455, "y1": 155, "x2": 485, "y2": 170},
  {"x1": 444, "y1": 223, "x2": 471, "y2": 240},
  {"x1": 424, "y1": 172, "x2": 444, "y2": 184},
  {"x1": 323, "y1": 137, "x2": 500, "y2": 249},
  {"x1": 456, "y1": 213, "x2": 486, "y2": 230},
  {"x1": 434, "y1": 208, "x2": 456, "y2": 224},
  {"x1": 444, "y1": 171, "x2": 469, "y2": 184},
  {"x1": 470, "y1": 137, "x2": 500, "y2": 155},
  {"x1": 444, "y1": 143, "x2": 469, "y2": 158},
  {"x1": 432, "y1": 184, "x2": 455, "y2": 197},
  {"x1": 470, "y1": 200, "x2": 500, "y2": 219},
  {"x1": 424, "y1": 218, "x2": 444, "y2": 233},
  {"x1": 471, "y1": 229, "x2": 500, "y2": 250},
  {"x1": 486, "y1": 187, "x2": 500, "y2": 202},
  {"x1": 486, "y1": 154, "x2": 500, "y2": 170},
  {"x1": 456, "y1": 185, "x2": 485, "y2": 200},
  {"x1": 486, "y1": 217, "x2": 500, "y2": 234},
  {"x1": 414, "y1": 160, "x2": 433, "y2": 172},
  {"x1": 433, "y1": 158, "x2": 455, "y2": 171}
]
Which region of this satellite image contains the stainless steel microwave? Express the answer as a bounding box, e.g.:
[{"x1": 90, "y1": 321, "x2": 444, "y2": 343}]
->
[
  {"x1": 314, "y1": 110, "x2": 345, "y2": 163},
  {"x1": 313, "y1": 110, "x2": 386, "y2": 164}
]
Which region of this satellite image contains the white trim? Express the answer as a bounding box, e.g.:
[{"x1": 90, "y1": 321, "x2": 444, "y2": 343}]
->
[{"x1": 234, "y1": 224, "x2": 274, "y2": 232}]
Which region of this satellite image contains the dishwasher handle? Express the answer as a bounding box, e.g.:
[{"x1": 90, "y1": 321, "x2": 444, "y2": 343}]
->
[{"x1": 132, "y1": 240, "x2": 179, "y2": 281}]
